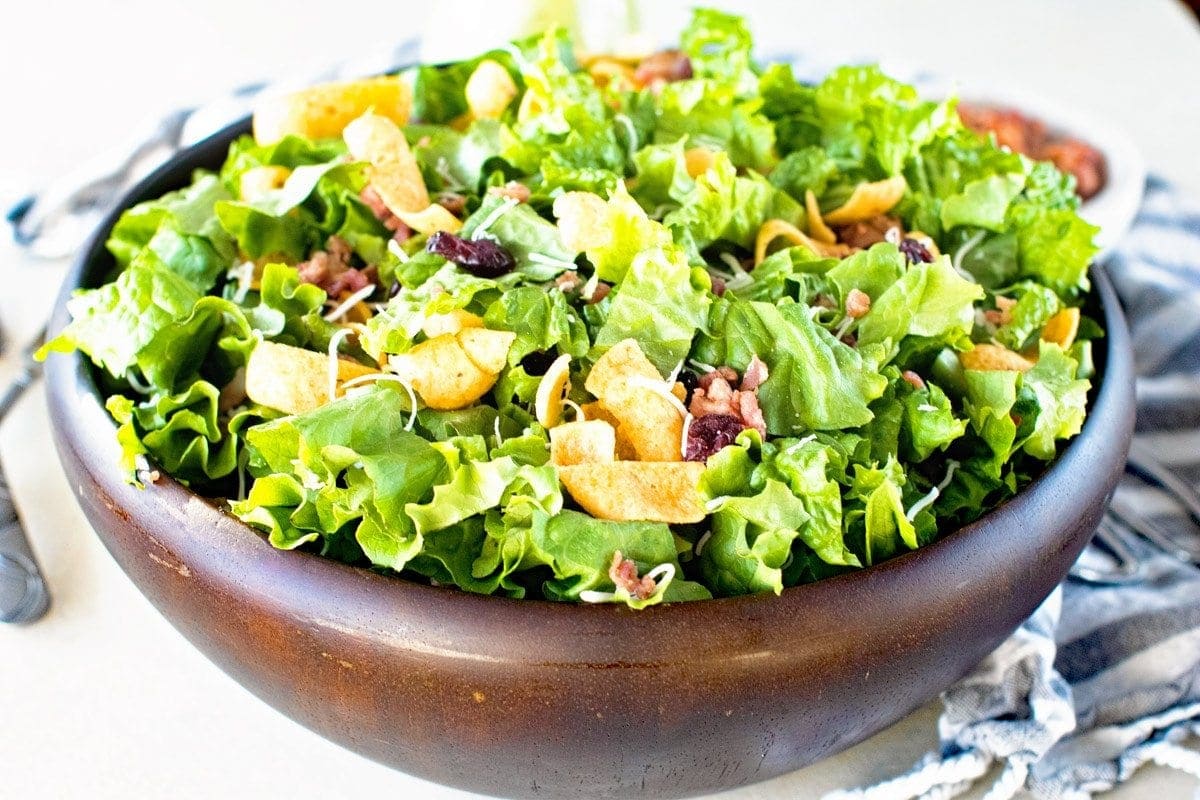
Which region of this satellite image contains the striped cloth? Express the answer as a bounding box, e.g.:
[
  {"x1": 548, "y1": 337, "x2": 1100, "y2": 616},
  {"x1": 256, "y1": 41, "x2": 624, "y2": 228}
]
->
[{"x1": 7, "y1": 51, "x2": 1200, "y2": 800}]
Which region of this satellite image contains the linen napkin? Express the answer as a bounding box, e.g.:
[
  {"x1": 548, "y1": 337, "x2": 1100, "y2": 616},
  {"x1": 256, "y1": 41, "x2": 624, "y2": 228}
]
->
[{"x1": 9, "y1": 52, "x2": 1200, "y2": 800}]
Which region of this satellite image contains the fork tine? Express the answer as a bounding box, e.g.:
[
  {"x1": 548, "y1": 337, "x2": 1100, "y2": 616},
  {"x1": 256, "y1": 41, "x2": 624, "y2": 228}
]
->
[{"x1": 1127, "y1": 438, "x2": 1200, "y2": 525}]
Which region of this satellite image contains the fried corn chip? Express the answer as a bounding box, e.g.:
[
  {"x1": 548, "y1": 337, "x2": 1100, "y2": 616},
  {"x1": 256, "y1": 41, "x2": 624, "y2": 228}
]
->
[
  {"x1": 586, "y1": 58, "x2": 637, "y2": 89},
  {"x1": 960, "y1": 343, "x2": 1035, "y2": 373},
  {"x1": 535, "y1": 354, "x2": 573, "y2": 429},
  {"x1": 388, "y1": 334, "x2": 498, "y2": 410},
  {"x1": 252, "y1": 76, "x2": 412, "y2": 145},
  {"x1": 1040, "y1": 308, "x2": 1081, "y2": 349},
  {"x1": 557, "y1": 462, "x2": 707, "y2": 523},
  {"x1": 550, "y1": 420, "x2": 617, "y2": 466},
  {"x1": 465, "y1": 59, "x2": 518, "y2": 120},
  {"x1": 754, "y1": 218, "x2": 850, "y2": 265},
  {"x1": 343, "y1": 113, "x2": 462, "y2": 235},
  {"x1": 583, "y1": 338, "x2": 661, "y2": 399},
  {"x1": 456, "y1": 328, "x2": 516, "y2": 374},
  {"x1": 421, "y1": 310, "x2": 484, "y2": 339},
  {"x1": 671, "y1": 382, "x2": 687, "y2": 403},
  {"x1": 552, "y1": 191, "x2": 612, "y2": 253},
  {"x1": 804, "y1": 190, "x2": 838, "y2": 244},
  {"x1": 822, "y1": 176, "x2": 908, "y2": 225},
  {"x1": 581, "y1": 402, "x2": 638, "y2": 460},
  {"x1": 239, "y1": 166, "x2": 291, "y2": 202},
  {"x1": 245, "y1": 340, "x2": 375, "y2": 415},
  {"x1": 684, "y1": 147, "x2": 717, "y2": 178}
]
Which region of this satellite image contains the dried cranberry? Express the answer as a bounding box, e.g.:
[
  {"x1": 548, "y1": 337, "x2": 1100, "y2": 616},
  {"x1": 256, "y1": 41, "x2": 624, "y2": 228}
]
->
[
  {"x1": 899, "y1": 237, "x2": 934, "y2": 264},
  {"x1": 520, "y1": 350, "x2": 557, "y2": 376},
  {"x1": 685, "y1": 413, "x2": 746, "y2": 462},
  {"x1": 427, "y1": 231, "x2": 516, "y2": 278}
]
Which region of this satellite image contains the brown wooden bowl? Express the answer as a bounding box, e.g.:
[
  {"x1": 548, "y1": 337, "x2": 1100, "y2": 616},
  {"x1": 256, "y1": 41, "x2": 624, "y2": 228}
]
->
[{"x1": 45, "y1": 118, "x2": 1135, "y2": 799}]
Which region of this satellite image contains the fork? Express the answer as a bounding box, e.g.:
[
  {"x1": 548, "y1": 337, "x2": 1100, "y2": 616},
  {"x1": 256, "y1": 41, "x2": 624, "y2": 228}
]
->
[{"x1": 0, "y1": 324, "x2": 51, "y2": 623}]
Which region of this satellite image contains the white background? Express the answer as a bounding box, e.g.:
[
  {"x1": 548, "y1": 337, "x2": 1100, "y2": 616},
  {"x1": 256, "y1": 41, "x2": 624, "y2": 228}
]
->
[{"x1": 1, "y1": 2, "x2": 1199, "y2": 798}]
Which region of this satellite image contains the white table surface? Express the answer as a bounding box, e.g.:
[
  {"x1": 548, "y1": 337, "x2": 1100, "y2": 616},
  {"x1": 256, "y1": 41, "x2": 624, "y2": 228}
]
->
[{"x1": 2, "y1": 2, "x2": 1199, "y2": 798}]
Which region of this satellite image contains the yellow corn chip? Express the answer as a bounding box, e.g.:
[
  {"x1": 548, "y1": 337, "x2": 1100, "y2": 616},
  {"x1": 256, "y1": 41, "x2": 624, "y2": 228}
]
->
[
  {"x1": 754, "y1": 218, "x2": 851, "y2": 265},
  {"x1": 456, "y1": 328, "x2": 516, "y2": 374},
  {"x1": 804, "y1": 190, "x2": 838, "y2": 244},
  {"x1": 245, "y1": 340, "x2": 375, "y2": 415},
  {"x1": 822, "y1": 176, "x2": 908, "y2": 225},
  {"x1": 960, "y1": 343, "x2": 1035, "y2": 373},
  {"x1": 388, "y1": 334, "x2": 498, "y2": 410},
  {"x1": 557, "y1": 462, "x2": 707, "y2": 524},
  {"x1": 1040, "y1": 308, "x2": 1081, "y2": 349},
  {"x1": 253, "y1": 76, "x2": 412, "y2": 145},
  {"x1": 684, "y1": 147, "x2": 716, "y2": 178},
  {"x1": 465, "y1": 59, "x2": 518, "y2": 120},
  {"x1": 550, "y1": 420, "x2": 617, "y2": 466},
  {"x1": 239, "y1": 166, "x2": 291, "y2": 202},
  {"x1": 421, "y1": 310, "x2": 484, "y2": 339},
  {"x1": 581, "y1": 402, "x2": 638, "y2": 460}
]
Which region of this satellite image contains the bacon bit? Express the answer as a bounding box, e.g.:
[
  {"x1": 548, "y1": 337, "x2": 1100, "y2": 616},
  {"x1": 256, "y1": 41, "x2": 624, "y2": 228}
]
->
[
  {"x1": 845, "y1": 288, "x2": 872, "y2": 319},
  {"x1": 985, "y1": 296, "x2": 1016, "y2": 326},
  {"x1": 738, "y1": 391, "x2": 767, "y2": 437},
  {"x1": 840, "y1": 333, "x2": 857, "y2": 347},
  {"x1": 608, "y1": 551, "x2": 658, "y2": 601},
  {"x1": 488, "y1": 181, "x2": 532, "y2": 203},
  {"x1": 587, "y1": 282, "x2": 612, "y2": 304},
  {"x1": 698, "y1": 366, "x2": 738, "y2": 391},
  {"x1": 709, "y1": 273, "x2": 727, "y2": 297},
  {"x1": 740, "y1": 355, "x2": 769, "y2": 392},
  {"x1": 436, "y1": 192, "x2": 468, "y2": 216},
  {"x1": 902, "y1": 370, "x2": 927, "y2": 390},
  {"x1": 633, "y1": 50, "x2": 693, "y2": 88},
  {"x1": 834, "y1": 215, "x2": 902, "y2": 249},
  {"x1": 297, "y1": 236, "x2": 375, "y2": 296},
  {"x1": 361, "y1": 186, "x2": 412, "y2": 239},
  {"x1": 555, "y1": 271, "x2": 583, "y2": 293},
  {"x1": 415, "y1": 135, "x2": 433, "y2": 149}
]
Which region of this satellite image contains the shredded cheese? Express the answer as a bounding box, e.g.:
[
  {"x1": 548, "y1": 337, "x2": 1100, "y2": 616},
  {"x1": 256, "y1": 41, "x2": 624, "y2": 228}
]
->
[
  {"x1": 951, "y1": 230, "x2": 985, "y2": 279},
  {"x1": 694, "y1": 531, "x2": 713, "y2": 556},
  {"x1": 916, "y1": 403, "x2": 938, "y2": 412},
  {"x1": 326, "y1": 327, "x2": 354, "y2": 405},
  {"x1": 323, "y1": 284, "x2": 377, "y2": 323},
  {"x1": 387, "y1": 238, "x2": 411, "y2": 263},
  {"x1": 340, "y1": 372, "x2": 420, "y2": 431},
  {"x1": 563, "y1": 398, "x2": 586, "y2": 422},
  {"x1": 784, "y1": 434, "x2": 818, "y2": 455},
  {"x1": 527, "y1": 252, "x2": 578, "y2": 271},
  {"x1": 680, "y1": 413, "x2": 693, "y2": 459},
  {"x1": 904, "y1": 460, "x2": 961, "y2": 521},
  {"x1": 125, "y1": 369, "x2": 153, "y2": 395},
  {"x1": 228, "y1": 260, "x2": 256, "y2": 304},
  {"x1": 471, "y1": 196, "x2": 518, "y2": 240}
]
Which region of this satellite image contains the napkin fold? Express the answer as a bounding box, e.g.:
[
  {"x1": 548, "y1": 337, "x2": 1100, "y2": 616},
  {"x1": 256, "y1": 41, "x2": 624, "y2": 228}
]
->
[{"x1": 8, "y1": 50, "x2": 1200, "y2": 800}]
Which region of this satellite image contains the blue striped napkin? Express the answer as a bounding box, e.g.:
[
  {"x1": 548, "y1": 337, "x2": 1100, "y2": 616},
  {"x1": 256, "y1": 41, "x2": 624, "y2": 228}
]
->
[{"x1": 8, "y1": 51, "x2": 1200, "y2": 800}]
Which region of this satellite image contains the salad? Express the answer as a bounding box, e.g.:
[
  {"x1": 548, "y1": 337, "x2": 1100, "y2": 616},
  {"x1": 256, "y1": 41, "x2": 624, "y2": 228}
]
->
[{"x1": 43, "y1": 9, "x2": 1101, "y2": 608}]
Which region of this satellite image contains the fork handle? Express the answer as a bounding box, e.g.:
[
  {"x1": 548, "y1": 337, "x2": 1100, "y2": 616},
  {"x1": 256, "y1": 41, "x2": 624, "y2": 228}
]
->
[{"x1": 0, "y1": 458, "x2": 49, "y2": 623}]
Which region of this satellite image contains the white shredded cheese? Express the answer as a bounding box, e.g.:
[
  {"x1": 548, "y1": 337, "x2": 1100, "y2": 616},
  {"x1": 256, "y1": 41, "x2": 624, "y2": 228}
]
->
[
  {"x1": 228, "y1": 260, "x2": 256, "y2": 303},
  {"x1": 614, "y1": 113, "x2": 639, "y2": 161},
  {"x1": 679, "y1": 413, "x2": 693, "y2": 459},
  {"x1": 323, "y1": 284, "x2": 377, "y2": 322},
  {"x1": 387, "y1": 238, "x2": 411, "y2": 263},
  {"x1": 916, "y1": 403, "x2": 938, "y2": 412},
  {"x1": 340, "y1": 372, "x2": 420, "y2": 431},
  {"x1": 688, "y1": 359, "x2": 716, "y2": 374},
  {"x1": 694, "y1": 531, "x2": 713, "y2": 556},
  {"x1": 326, "y1": 328, "x2": 353, "y2": 405},
  {"x1": 527, "y1": 252, "x2": 578, "y2": 271},
  {"x1": 666, "y1": 360, "x2": 685, "y2": 385},
  {"x1": 563, "y1": 398, "x2": 585, "y2": 422},
  {"x1": 471, "y1": 196, "x2": 519, "y2": 240},
  {"x1": 784, "y1": 434, "x2": 818, "y2": 455},
  {"x1": 951, "y1": 229, "x2": 985, "y2": 279},
  {"x1": 705, "y1": 496, "x2": 731, "y2": 513},
  {"x1": 493, "y1": 415, "x2": 504, "y2": 446},
  {"x1": 125, "y1": 369, "x2": 153, "y2": 395},
  {"x1": 579, "y1": 589, "x2": 617, "y2": 604},
  {"x1": 581, "y1": 272, "x2": 601, "y2": 302},
  {"x1": 905, "y1": 487, "x2": 940, "y2": 521},
  {"x1": 937, "y1": 460, "x2": 961, "y2": 492}
]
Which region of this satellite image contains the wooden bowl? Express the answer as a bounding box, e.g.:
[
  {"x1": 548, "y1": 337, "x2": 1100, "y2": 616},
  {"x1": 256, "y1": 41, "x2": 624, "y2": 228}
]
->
[{"x1": 44, "y1": 119, "x2": 1135, "y2": 799}]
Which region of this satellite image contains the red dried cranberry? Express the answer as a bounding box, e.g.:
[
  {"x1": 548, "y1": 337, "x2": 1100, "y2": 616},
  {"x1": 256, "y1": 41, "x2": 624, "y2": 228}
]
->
[
  {"x1": 899, "y1": 237, "x2": 934, "y2": 264},
  {"x1": 685, "y1": 413, "x2": 746, "y2": 462},
  {"x1": 427, "y1": 231, "x2": 516, "y2": 278}
]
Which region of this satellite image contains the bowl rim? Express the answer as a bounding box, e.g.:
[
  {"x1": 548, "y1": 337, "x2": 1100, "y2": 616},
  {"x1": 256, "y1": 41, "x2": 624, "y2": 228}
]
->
[{"x1": 45, "y1": 114, "x2": 1136, "y2": 626}]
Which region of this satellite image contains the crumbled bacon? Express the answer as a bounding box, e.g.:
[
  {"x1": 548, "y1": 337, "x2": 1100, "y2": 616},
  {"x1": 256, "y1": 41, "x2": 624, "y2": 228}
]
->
[
  {"x1": 709, "y1": 273, "x2": 727, "y2": 297},
  {"x1": 688, "y1": 358, "x2": 769, "y2": 449},
  {"x1": 296, "y1": 236, "x2": 375, "y2": 296},
  {"x1": 555, "y1": 271, "x2": 583, "y2": 293},
  {"x1": 587, "y1": 282, "x2": 612, "y2": 304},
  {"x1": 984, "y1": 296, "x2": 1017, "y2": 326},
  {"x1": 902, "y1": 370, "x2": 927, "y2": 390},
  {"x1": 835, "y1": 215, "x2": 903, "y2": 249},
  {"x1": 633, "y1": 50, "x2": 693, "y2": 88},
  {"x1": 845, "y1": 288, "x2": 872, "y2": 319},
  {"x1": 608, "y1": 551, "x2": 658, "y2": 601},
  {"x1": 360, "y1": 186, "x2": 412, "y2": 241},
  {"x1": 436, "y1": 192, "x2": 468, "y2": 216},
  {"x1": 488, "y1": 181, "x2": 532, "y2": 203},
  {"x1": 740, "y1": 355, "x2": 769, "y2": 392}
]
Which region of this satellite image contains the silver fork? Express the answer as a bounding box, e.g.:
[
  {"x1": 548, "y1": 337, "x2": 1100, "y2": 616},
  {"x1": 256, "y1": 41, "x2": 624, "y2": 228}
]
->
[
  {"x1": 1070, "y1": 440, "x2": 1200, "y2": 586},
  {"x1": 0, "y1": 325, "x2": 51, "y2": 623}
]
